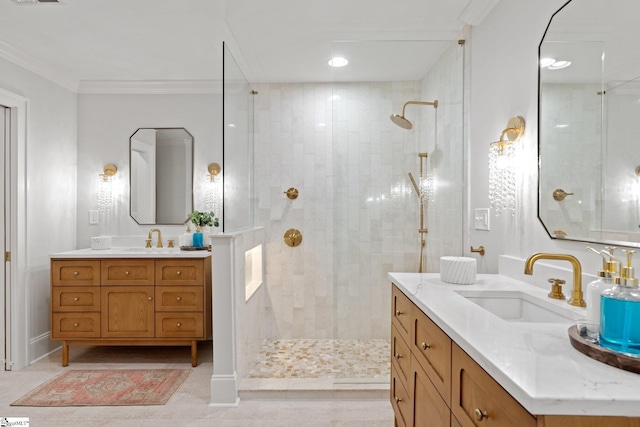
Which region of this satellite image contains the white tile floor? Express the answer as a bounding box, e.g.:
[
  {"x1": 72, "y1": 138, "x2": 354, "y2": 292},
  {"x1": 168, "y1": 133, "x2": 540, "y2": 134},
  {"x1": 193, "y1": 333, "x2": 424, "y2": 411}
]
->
[{"x1": 0, "y1": 342, "x2": 394, "y2": 426}]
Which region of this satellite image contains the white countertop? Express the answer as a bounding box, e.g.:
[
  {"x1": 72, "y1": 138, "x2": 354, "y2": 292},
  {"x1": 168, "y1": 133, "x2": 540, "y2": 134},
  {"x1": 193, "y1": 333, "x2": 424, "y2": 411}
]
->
[
  {"x1": 389, "y1": 272, "x2": 640, "y2": 417},
  {"x1": 50, "y1": 247, "x2": 212, "y2": 259}
]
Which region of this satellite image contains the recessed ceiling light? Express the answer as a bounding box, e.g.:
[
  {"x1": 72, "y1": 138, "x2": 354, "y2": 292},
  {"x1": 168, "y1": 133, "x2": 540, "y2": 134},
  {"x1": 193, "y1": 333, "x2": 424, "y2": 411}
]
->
[
  {"x1": 547, "y1": 60, "x2": 571, "y2": 70},
  {"x1": 328, "y1": 57, "x2": 348, "y2": 68}
]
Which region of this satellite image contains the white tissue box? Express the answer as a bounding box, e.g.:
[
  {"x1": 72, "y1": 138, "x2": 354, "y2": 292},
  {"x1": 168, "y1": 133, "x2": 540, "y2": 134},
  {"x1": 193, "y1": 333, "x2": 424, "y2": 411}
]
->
[
  {"x1": 440, "y1": 256, "x2": 476, "y2": 285},
  {"x1": 91, "y1": 236, "x2": 112, "y2": 250}
]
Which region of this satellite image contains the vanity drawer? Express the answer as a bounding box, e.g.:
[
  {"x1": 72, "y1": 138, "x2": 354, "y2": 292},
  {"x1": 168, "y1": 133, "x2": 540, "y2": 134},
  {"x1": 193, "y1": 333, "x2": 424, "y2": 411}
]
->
[
  {"x1": 155, "y1": 312, "x2": 204, "y2": 338},
  {"x1": 52, "y1": 313, "x2": 100, "y2": 338},
  {"x1": 412, "y1": 303, "x2": 452, "y2": 406},
  {"x1": 391, "y1": 324, "x2": 411, "y2": 390},
  {"x1": 156, "y1": 286, "x2": 203, "y2": 312},
  {"x1": 101, "y1": 259, "x2": 155, "y2": 285},
  {"x1": 51, "y1": 260, "x2": 100, "y2": 287},
  {"x1": 156, "y1": 259, "x2": 204, "y2": 286},
  {"x1": 412, "y1": 355, "x2": 450, "y2": 427},
  {"x1": 451, "y1": 342, "x2": 536, "y2": 427},
  {"x1": 392, "y1": 284, "x2": 412, "y2": 340},
  {"x1": 52, "y1": 287, "x2": 100, "y2": 312},
  {"x1": 391, "y1": 362, "x2": 412, "y2": 427}
]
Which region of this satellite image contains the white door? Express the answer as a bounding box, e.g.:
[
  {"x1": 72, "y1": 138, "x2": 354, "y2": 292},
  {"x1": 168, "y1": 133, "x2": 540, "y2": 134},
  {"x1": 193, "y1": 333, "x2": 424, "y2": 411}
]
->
[{"x1": 0, "y1": 105, "x2": 6, "y2": 370}]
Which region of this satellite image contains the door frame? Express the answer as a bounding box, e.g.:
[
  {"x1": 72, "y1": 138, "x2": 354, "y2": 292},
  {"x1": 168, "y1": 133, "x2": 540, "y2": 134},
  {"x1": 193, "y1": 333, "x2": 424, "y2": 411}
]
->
[{"x1": 0, "y1": 88, "x2": 28, "y2": 370}]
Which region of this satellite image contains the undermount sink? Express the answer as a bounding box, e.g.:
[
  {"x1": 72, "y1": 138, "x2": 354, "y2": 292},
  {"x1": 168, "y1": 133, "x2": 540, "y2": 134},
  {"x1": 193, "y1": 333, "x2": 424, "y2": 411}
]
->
[
  {"x1": 455, "y1": 290, "x2": 579, "y2": 324},
  {"x1": 123, "y1": 247, "x2": 180, "y2": 253}
]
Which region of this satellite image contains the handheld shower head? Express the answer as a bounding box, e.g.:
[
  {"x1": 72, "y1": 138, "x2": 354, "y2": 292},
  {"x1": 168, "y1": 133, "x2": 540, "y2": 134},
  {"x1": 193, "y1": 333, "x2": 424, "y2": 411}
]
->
[{"x1": 390, "y1": 100, "x2": 438, "y2": 130}]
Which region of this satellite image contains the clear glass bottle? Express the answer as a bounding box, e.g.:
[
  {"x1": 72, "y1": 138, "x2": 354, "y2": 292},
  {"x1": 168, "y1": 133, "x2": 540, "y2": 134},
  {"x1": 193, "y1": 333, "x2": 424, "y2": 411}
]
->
[{"x1": 600, "y1": 250, "x2": 640, "y2": 355}]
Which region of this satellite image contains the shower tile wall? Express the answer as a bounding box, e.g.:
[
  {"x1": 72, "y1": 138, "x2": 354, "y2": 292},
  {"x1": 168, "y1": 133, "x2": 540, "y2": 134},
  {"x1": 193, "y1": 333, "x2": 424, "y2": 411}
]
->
[{"x1": 253, "y1": 41, "x2": 464, "y2": 340}]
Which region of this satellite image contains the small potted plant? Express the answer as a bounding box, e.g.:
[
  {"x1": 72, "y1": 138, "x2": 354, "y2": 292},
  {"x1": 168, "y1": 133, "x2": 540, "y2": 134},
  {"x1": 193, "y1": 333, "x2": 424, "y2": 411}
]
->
[{"x1": 188, "y1": 210, "x2": 219, "y2": 247}]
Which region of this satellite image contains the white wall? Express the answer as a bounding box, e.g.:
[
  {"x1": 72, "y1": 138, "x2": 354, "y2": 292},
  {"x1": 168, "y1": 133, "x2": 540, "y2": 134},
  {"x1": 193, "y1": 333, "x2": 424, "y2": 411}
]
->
[
  {"x1": 469, "y1": 0, "x2": 615, "y2": 279},
  {"x1": 0, "y1": 57, "x2": 77, "y2": 365},
  {"x1": 76, "y1": 93, "x2": 222, "y2": 247}
]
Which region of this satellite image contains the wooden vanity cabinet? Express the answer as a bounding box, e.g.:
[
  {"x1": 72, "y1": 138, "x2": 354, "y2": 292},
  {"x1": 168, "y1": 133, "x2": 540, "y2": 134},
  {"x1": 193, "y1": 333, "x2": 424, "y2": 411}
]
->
[
  {"x1": 391, "y1": 283, "x2": 640, "y2": 427},
  {"x1": 51, "y1": 257, "x2": 211, "y2": 367}
]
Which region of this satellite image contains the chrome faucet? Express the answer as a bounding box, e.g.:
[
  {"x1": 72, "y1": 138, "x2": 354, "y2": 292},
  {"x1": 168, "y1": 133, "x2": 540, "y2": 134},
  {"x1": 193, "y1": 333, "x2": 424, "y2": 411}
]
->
[
  {"x1": 524, "y1": 253, "x2": 586, "y2": 307},
  {"x1": 148, "y1": 228, "x2": 163, "y2": 248}
]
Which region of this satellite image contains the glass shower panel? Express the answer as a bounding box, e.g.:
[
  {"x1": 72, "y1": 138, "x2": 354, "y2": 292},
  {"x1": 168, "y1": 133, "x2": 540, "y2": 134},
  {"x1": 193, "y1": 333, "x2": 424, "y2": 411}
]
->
[
  {"x1": 331, "y1": 40, "x2": 465, "y2": 384},
  {"x1": 223, "y1": 42, "x2": 255, "y2": 232}
]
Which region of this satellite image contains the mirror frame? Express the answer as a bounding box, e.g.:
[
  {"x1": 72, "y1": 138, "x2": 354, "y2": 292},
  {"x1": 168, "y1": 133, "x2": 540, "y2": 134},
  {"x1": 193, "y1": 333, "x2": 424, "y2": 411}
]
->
[{"x1": 129, "y1": 127, "x2": 194, "y2": 225}]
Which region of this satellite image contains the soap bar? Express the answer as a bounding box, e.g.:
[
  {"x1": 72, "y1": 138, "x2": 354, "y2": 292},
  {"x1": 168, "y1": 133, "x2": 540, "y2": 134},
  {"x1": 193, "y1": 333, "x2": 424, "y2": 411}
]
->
[{"x1": 440, "y1": 256, "x2": 476, "y2": 285}]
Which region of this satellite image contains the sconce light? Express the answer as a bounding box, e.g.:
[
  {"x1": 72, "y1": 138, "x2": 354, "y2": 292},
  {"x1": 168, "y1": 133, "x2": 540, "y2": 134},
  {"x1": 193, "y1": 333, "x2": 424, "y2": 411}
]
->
[
  {"x1": 97, "y1": 163, "x2": 117, "y2": 214},
  {"x1": 205, "y1": 162, "x2": 222, "y2": 213},
  {"x1": 488, "y1": 116, "x2": 525, "y2": 216}
]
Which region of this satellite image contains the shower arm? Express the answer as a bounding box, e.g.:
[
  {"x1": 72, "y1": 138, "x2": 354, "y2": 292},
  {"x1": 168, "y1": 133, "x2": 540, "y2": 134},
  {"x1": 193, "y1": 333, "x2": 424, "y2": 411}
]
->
[{"x1": 401, "y1": 100, "x2": 438, "y2": 117}]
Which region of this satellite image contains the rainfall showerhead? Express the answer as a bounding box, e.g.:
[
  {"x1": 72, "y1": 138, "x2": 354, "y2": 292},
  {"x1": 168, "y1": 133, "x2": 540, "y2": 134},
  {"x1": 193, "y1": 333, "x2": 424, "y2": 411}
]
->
[{"x1": 390, "y1": 100, "x2": 438, "y2": 130}]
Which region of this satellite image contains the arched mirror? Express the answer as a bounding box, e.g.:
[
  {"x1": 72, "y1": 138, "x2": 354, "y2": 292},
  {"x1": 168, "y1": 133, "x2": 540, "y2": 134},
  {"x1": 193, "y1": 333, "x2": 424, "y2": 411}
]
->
[
  {"x1": 130, "y1": 127, "x2": 193, "y2": 225},
  {"x1": 538, "y1": 0, "x2": 640, "y2": 247}
]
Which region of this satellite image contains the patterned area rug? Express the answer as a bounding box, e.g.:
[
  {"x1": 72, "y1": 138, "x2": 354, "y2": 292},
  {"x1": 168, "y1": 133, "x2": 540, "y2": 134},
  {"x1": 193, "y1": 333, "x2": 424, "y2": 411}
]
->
[{"x1": 11, "y1": 369, "x2": 190, "y2": 406}]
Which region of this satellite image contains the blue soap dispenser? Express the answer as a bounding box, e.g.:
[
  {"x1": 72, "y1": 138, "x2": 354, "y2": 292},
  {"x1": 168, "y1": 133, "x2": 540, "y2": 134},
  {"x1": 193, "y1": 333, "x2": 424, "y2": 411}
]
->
[{"x1": 600, "y1": 250, "x2": 640, "y2": 355}]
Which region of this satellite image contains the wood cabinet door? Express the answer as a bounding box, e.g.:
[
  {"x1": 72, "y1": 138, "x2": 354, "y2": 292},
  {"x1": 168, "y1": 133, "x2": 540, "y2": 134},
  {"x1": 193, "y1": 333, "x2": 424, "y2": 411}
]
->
[
  {"x1": 392, "y1": 285, "x2": 413, "y2": 339},
  {"x1": 451, "y1": 343, "x2": 536, "y2": 427},
  {"x1": 412, "y1": 356, "x2": 450, "y2": 427},
  {"x1": 101, "y1": 286, "x2": 155, "y2": 337}
]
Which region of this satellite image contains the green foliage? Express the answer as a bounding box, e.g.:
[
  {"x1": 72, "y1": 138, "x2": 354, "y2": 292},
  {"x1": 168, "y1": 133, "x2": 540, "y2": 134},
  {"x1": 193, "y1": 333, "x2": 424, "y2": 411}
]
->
[{"x1": 188, "y1": 210, "x2": 220, "y2": 228}]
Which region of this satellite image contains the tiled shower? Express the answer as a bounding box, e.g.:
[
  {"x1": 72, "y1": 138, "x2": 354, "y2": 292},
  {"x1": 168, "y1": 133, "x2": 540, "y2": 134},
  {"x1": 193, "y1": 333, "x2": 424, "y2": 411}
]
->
[{"x1": 229, "y1": 40, "x2": 465, "y2": 393}]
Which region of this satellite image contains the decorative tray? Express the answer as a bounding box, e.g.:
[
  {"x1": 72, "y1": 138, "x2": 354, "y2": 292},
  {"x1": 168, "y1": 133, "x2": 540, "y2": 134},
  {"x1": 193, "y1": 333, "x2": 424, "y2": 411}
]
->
[
  {"x1": 179, "y1": 246, "x2": 210, "y2": 251},
  {"x1": 568, "y1": 325, "x2": 640, "y2": 374}
]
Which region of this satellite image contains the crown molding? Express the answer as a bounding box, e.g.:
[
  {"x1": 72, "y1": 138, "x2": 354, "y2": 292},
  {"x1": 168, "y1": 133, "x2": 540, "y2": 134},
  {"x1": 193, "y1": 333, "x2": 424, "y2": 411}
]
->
[
  {"x1": 78, "y1": 80, "x2": 223, "y2": 94},
  {"x1": 458, "y1": 0, "x2": 502, "y2": 26},
  {"x1": 0, "y1": 41, "x2": 78, "y2": 92}
]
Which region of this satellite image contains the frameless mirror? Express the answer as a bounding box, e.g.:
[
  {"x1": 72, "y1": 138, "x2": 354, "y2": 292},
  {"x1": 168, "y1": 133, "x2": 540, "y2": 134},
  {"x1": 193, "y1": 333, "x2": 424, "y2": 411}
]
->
[
  {"x1": 538, "y1": 0, "x2": 640, "y2": 248},
  {"x1": 130, "y1": 128, "x2": 193, "y2": 225}
]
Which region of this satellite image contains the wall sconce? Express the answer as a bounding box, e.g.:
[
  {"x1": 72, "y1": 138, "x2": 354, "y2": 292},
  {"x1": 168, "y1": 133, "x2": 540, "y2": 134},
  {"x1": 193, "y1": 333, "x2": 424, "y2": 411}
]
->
[
  {"x1": 205, "y1": 162, "x2": 222, "y2": 214},
  {"x1": 488, "y1": 116, "x2": 525, "y2": 216},
  {"x1": 97, "y1": 163, "x2": 117, "y2": 215}
]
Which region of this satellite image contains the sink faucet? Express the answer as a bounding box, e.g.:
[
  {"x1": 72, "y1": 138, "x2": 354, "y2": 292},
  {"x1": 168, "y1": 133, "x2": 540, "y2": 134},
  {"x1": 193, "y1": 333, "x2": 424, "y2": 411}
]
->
[
  {"x1": 148, "y1": 228, "x2": 163, "y2": 248},
  {"x1": 523, "y1": 253, "x2": 586, "y2": 307}
]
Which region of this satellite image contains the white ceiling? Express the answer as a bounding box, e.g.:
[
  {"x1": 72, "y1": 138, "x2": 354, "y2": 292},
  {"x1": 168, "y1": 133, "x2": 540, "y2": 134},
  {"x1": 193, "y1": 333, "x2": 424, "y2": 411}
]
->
[{"x1": 0, "y1": 0, "x2": 498, "y2": 89}]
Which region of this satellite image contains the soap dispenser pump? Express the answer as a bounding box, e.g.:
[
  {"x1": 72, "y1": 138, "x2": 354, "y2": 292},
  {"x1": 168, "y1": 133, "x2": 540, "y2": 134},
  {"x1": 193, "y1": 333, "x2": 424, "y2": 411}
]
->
[
  {"x1": 600, "y1": 250, "x2": 640, "y2": 355},
  {"x1": 585, "y1": 247, "x2": 618, "y2": 326}
]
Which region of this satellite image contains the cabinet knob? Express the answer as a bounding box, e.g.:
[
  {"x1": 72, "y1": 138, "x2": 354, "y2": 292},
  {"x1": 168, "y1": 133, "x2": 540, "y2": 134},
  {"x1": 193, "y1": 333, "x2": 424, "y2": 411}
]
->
[
  {"x1": 176, "y1": 271, "x2": 181, "y2": 275},
  {"x1": 421, "y1": 342, "x2": 430, "y2": 350},
  {"x1": 395, "y1": 310, "x2": 403, "y2": 316},
  {"x1": 124, "y1": 271, "x2": 130, "y2": 275},
  {"x1": 73, "y1": 271, "x2": 78, "y2": 276},
  {"x1": 474, "y1": 408, "x2": 489, "y2": 421},
  {"x1": 148, "y1": 297, "x2": 153, "y2": 301},
  {"x1": 394, "y1": 353, "x2": 402, "y2": 360},
  {"x1": 176, "y1": 296, "x2": 182, "y2": 301},
  {"x1": 395, "y1": 396, "x2": 401, "y2": 403},
  {"x1": 176, "y1": 323, "x2": 181, "y2": 327},
  {"x1": 74, "y1": 297, "x2": 79, "y2": 301},
  {"x1": 74, "y1": 323, "x2": 79, "y2": 327}
]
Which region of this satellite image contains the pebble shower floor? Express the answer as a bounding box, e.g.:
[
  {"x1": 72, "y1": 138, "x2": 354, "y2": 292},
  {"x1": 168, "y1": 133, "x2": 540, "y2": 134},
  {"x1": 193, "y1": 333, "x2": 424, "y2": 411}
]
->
[{"x1": 248, "y1": 339, "x2": 390, "y2": 382}]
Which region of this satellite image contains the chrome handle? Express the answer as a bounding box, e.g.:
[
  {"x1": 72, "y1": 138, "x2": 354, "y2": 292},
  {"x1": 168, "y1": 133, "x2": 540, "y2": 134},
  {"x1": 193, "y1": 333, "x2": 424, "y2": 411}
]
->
[
  {"x1": 421, "y1": 342, "x2": 430, "y2": 350},
  {"x1": 474, "y1": 408, "x2": 489, "y2": 421}
]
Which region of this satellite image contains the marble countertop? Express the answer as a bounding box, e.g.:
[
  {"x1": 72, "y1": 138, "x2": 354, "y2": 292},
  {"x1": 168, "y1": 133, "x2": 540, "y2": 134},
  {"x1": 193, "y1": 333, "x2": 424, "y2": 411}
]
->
[
  {"x1": 389, "y1": 272, "x2": 640, "y2": 417},
  {"x1": 50, "y1": 247, "x2": 212, "y2": 259}
]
